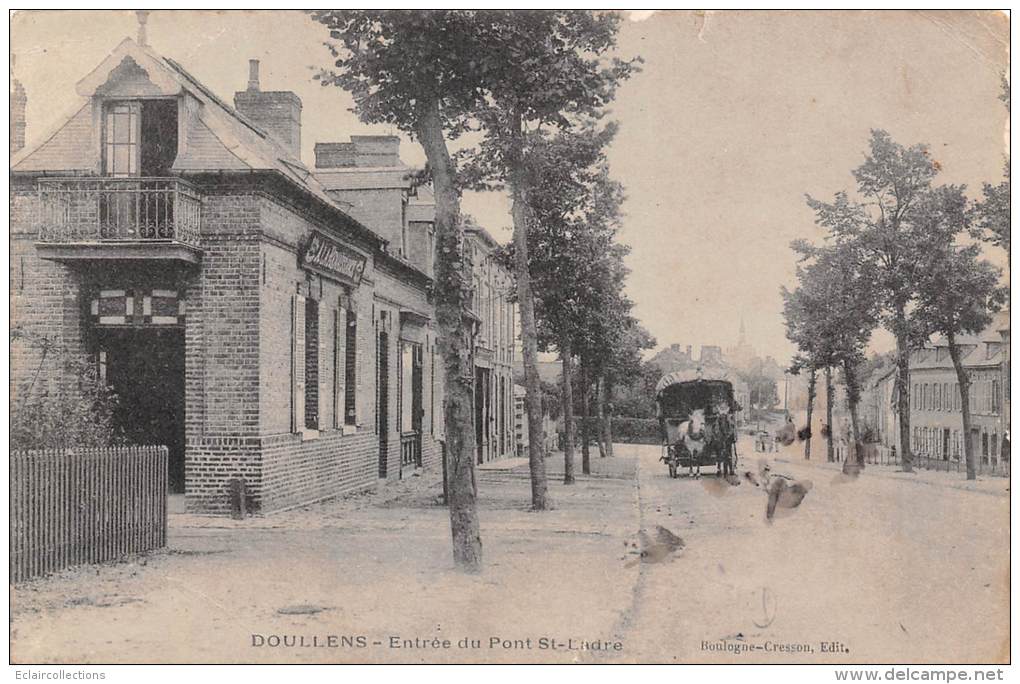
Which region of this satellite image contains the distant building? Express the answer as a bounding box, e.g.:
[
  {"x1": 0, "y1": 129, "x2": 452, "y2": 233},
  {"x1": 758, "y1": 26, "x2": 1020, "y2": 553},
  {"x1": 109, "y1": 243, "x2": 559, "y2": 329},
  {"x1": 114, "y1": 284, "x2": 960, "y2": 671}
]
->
[
  {"x1": 863, "y1": 310, "x2": 1010, "y2": 466},
  {"x1": 724, "y1": 318, "x2": 756, "y2": 371},
  {"x1": 648, "y1": 343, "x2": 749, "y2": 424}
]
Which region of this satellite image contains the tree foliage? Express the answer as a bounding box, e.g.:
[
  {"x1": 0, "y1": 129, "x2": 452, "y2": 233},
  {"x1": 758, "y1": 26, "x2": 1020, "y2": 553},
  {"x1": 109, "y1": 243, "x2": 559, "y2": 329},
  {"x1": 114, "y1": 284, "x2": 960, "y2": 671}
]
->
[
  {"x1": 803, "y1": 129, "x2": 948, "y2": 470},
  {"x1": 973, "y1": 74, "x2": 1010, "y2": 260}
]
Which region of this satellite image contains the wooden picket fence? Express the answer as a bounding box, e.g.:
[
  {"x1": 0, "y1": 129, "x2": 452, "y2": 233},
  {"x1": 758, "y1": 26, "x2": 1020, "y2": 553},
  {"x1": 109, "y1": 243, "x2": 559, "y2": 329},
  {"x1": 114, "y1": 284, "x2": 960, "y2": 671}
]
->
[{"x1": 10, "y1": 446, "x2": 168, "y2": 583}]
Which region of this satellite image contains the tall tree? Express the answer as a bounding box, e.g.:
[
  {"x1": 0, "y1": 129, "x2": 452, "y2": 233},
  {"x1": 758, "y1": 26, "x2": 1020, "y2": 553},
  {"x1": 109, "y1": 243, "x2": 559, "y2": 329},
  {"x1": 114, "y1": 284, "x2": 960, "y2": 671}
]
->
[
  {"x1": 788, "y1": 359, "x2": 817, "y2": 460},
  {"x1": 465, "y1": 11, "x2": 638, "y2": 507},
  {"x1": 824, "y1": 367, "x2": 835, "y2": 463},
  {"x1": 913, "y1": 195, "x2": 1007, "y2": 479},
  {"x1": 804, "y1": 368, "x2": 817, "y2": 459},
  {"x1": 807, "y1": 130, "x2": 940, "y2": 472},
  {"x1": 784, "y1": 240, "x2": 879, "y2": 471},
  {"x1": 516, "y1": 123, "x2": 620, "y2": 483},
  {"x1": 973, "y1": 75, "x2": 1010, "y2": 265},
  {"x1": 310, "y1": 10, "x2": 490, "y2": 571}
]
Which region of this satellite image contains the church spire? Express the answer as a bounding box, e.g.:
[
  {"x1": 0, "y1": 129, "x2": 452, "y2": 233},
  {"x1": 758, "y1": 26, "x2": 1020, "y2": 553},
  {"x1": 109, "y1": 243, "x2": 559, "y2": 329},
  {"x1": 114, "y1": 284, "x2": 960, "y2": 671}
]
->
[{"x1": 738, "y1": 317, "x2": 746, "y2": 347}]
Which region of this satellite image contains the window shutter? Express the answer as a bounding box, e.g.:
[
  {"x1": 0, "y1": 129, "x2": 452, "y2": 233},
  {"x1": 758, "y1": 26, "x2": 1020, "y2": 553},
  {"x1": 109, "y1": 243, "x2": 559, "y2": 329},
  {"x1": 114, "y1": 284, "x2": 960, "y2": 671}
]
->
[
  {"x1": 334, "y1": 307, "x2": 346, "y2": 429},
  {"x1": 292, "y1": 294, "x2": 306, "y2": 433},
  {"x1": 318, "y1": 304, "x2": 330, "y2": 430},
  {"x1": 356, "y1": 326, "x2": 364, "y2": 426}
]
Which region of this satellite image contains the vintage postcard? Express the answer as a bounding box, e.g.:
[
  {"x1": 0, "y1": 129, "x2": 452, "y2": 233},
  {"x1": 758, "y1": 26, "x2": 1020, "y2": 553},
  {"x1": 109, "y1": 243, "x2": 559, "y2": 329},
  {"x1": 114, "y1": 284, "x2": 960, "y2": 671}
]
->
[{"x1": 8, "y1": 9, "x2": 1011, "y2": 668}]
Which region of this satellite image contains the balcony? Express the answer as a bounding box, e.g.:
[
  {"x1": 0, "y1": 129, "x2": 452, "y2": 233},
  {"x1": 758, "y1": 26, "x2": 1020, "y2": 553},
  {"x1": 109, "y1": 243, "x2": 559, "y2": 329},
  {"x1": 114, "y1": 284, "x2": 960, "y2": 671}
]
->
[{"x1": 35, "y1": 177, "x2": 202, "y2": 264}]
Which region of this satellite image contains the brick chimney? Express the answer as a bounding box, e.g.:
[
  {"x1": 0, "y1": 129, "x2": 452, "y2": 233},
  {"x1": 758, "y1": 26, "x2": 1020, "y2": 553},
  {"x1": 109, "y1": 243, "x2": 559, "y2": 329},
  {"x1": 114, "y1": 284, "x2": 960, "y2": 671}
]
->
[
  {"x1": 10, "y1": 54, "x2": 26, "y2": 156},
  {"x1": 233, "y1": 59, "x2": 302, "y2": 160},
  {"x1": 315, "y1": 135, "x2": 401, "y2": 169}
]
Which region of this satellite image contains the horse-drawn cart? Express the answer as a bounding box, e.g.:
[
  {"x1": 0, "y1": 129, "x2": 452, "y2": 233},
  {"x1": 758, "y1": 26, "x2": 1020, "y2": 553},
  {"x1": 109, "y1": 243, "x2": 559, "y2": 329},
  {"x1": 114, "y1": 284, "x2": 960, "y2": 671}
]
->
[{"x1": 656, "y1": 371, "x2": 741, "y2": 478}]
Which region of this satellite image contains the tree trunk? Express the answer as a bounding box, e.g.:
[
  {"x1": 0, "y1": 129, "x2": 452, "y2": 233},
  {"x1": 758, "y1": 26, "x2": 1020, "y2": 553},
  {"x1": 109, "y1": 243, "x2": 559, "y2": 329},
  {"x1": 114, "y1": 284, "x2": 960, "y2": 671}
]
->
[
  {"x1": 508, "y1": 122, "x2": 549, "y2": 511},
  {"x1": 416, "y1": 99, "x2": 481, "y2": 571},
  {"x1": 894, "y1": 308, "x2": 913, "y2": 472},
  {"x1": 604, "y1": 379, "x2": 614, "y2": 458},
  {"x1": 595, "y1": 373, "x2": 608, "y2": 458},
  {"x1": 580, "y1": 359, "x2": 592, "y2": 475},
  {"x1": 561, "y1": 337, "x2": 576, "y2": 485},
  {"x1": 804, "y1": 368, "x2": 816, "y2": 460},
  {"x1": 948, "y1": 331, "x2": 976, "y2": 480},
  {"x1": 825, "y1": 366, "x2": 835, "y2": 463},
  {"x1": 843, "y1": 359, "x2": 863, "y2": 473}
]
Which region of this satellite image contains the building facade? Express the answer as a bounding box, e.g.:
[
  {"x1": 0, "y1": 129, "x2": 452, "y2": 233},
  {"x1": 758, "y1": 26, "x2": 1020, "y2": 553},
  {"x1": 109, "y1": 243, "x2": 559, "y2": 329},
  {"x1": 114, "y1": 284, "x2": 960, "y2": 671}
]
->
[
  {"x1": 10, "y1": 36, "x2": 514, "y2": 514},
  {"x1": 863, "y1": 311, "x2": 1010, "y2": 467},
  {"x1": 465, "y1": 225, "x2": 517, "y2": 463}
]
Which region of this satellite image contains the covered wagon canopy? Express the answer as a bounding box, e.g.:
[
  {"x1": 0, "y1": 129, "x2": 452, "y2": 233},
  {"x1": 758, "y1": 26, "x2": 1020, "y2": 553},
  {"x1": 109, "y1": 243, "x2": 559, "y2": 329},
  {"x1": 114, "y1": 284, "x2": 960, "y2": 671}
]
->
[
  {"x1": 655, "y1": 371, "x2": 740, "y2": 420},
  {"x1": 655, "y1": 368, "x2": 743, "y2": 394}
]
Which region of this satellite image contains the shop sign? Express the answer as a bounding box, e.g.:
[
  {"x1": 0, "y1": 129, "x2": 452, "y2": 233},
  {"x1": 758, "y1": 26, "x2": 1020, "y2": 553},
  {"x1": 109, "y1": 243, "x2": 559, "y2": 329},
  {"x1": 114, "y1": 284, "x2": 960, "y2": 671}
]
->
[{"x1": 300, "y1": 232, "x2": 367, "y2": 286}]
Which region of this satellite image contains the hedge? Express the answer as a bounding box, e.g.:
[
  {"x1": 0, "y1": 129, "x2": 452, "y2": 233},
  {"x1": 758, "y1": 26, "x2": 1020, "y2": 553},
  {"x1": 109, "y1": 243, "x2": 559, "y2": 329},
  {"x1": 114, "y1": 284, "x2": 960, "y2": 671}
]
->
[{"x1": 573, "y1": 416, "x2": 661, "y2": 446}]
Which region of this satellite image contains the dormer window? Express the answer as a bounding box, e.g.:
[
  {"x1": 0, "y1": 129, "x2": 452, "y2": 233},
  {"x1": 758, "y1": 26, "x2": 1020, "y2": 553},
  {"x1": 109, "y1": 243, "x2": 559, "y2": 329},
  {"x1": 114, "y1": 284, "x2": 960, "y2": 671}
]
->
[
  {"x1": 104, "y1": 102, "x2": 139, "y2": 176},
  {"x1": 102, "y1": 99, "x2": 178, "y2": 177}
]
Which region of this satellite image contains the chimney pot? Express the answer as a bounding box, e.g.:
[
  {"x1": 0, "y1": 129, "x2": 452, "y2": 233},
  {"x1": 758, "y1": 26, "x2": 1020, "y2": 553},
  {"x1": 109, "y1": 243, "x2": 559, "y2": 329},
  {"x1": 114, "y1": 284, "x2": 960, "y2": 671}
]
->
[
  {"x1": 234, "y1": 60, "x2": 302, "y2": 159},
  {"x1": 247, "y1": 59, "x2": 260, "y2": 91},
  {"x1": 136, "y1": 10, "x2": 149, "y2": 47},
  {"x1": 10, "y1": 52, "x2": 27, "y2": 156}
]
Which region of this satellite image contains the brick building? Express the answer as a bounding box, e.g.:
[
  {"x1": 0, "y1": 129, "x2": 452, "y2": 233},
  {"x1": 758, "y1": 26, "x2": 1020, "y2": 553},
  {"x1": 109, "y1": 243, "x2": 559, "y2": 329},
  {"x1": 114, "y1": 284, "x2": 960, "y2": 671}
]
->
[{"x1": 10, "y1": 36, "x2": 512, "y2": 513}]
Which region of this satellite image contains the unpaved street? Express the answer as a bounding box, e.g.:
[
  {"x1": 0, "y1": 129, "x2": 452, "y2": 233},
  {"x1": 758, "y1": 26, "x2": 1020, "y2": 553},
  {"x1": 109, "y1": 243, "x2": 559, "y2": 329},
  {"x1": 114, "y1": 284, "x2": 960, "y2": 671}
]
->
[
  {"x1": 614, "y1": 437, "x2": 1010, "y2": 663},
  {"x1": 10, "y1": 438, "x2": 1009, "y2": 664}
]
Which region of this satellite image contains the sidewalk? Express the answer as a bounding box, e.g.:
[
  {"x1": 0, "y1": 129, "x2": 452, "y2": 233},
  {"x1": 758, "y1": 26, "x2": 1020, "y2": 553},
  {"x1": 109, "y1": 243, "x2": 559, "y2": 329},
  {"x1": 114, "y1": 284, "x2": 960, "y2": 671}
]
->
[
  {"x1": 773, "y1": 451, "x2": 1010, "y2": 498},
  {"x1": 11, "y1": 457, "x2": 643, "y2": 664},
  {"x1": 479, "y1": 451, "x2": 638, "y2": 480}
]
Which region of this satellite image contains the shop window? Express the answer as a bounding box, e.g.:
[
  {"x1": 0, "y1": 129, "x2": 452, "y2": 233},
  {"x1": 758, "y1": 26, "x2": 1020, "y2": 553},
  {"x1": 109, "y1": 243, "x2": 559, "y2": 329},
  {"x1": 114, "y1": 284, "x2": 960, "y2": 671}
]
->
[{"x1": 991, "y1": 434, "x2": 999, "y2": 463}]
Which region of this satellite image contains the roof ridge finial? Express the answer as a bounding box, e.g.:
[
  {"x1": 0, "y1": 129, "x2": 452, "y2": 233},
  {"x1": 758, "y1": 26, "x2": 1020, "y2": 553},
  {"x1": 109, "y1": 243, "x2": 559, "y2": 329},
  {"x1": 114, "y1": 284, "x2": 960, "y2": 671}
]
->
[{"x1": 136, "y1": 10, "x2": 150, "y2": 47}]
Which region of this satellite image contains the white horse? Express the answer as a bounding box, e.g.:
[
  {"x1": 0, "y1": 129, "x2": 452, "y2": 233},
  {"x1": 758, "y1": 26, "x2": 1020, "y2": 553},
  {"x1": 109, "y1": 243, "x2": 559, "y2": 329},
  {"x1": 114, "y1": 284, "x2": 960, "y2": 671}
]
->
[{"x1": 679, "y1": 409, "x2": 708, "y2": 478}]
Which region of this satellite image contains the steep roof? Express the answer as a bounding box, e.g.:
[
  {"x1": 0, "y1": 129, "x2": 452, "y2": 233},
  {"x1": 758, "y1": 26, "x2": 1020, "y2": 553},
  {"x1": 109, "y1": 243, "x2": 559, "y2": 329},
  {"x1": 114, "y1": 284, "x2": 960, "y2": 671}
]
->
[
  {"x1": 913, "y1": 310, "x2": 1009, "y2": 371},
  {"x1": 11, "y1": 37, "x2": 381, "y2": 246}
]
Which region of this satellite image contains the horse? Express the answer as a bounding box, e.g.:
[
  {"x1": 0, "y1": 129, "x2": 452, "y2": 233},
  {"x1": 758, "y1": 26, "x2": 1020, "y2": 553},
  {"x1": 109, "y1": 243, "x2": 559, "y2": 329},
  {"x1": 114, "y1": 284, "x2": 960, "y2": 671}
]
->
[{"x1": 678, "y1": 408, "x2": 708, "y2": 478}]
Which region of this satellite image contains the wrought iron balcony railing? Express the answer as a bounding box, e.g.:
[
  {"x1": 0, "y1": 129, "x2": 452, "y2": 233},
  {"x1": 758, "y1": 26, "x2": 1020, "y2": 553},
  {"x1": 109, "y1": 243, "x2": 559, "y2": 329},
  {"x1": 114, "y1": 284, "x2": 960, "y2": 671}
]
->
[{"x1": 36, "y1": 177, "x2": 201, "y2": 248}]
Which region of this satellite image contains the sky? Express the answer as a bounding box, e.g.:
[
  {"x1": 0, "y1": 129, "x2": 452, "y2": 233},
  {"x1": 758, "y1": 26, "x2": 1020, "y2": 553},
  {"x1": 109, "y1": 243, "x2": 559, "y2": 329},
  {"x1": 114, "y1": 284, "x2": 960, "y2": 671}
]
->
[{"x1": 10, "y1": 10, "x2": 1010, "y2": 365}]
